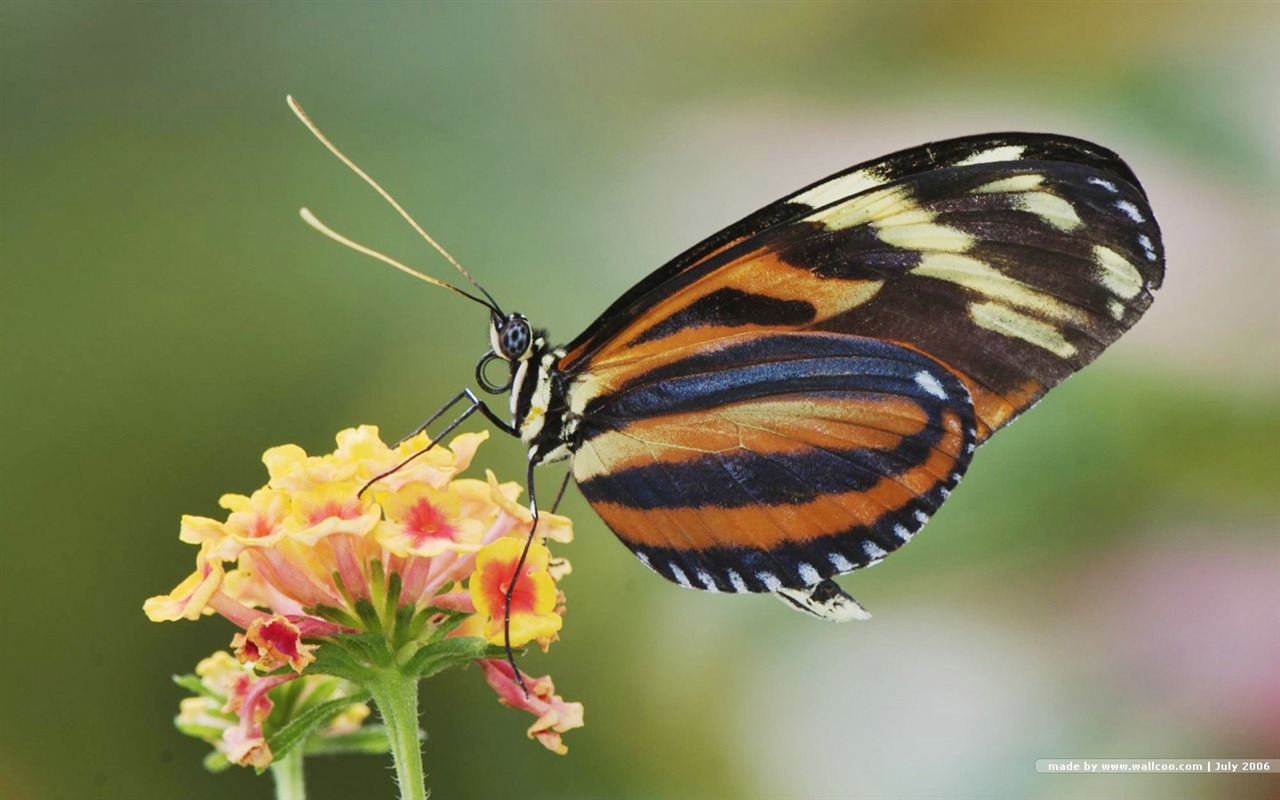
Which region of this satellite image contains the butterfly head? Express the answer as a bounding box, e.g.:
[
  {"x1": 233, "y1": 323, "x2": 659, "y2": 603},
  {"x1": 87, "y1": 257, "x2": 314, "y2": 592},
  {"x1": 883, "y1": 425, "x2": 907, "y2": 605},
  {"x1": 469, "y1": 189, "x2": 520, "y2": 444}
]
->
[
  {"x1": 477, "y1": 311, "x2": 546, "y2": 396},
  {"x1": 490, "y1": 311, "x2": 534, "y2": 362}
]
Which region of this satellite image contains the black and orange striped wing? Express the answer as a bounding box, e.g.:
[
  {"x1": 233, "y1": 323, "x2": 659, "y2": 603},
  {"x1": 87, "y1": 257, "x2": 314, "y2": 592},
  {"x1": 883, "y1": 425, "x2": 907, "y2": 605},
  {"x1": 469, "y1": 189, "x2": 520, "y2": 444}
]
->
[
  {"x1": 554, "y1": 133, "x2": 1163, "y2": 597},
  {"x1": 560, "y1": 134, "x2": 1163, "y2": 439},
  {"x1": 570, "y1": 332, "x2": 975, "y2": 592}
]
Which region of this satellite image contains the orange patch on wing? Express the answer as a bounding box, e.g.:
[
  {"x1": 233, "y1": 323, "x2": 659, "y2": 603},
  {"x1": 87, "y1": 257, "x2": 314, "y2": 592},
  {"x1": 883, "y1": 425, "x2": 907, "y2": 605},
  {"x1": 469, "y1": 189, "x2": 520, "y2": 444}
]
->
[
  {"x1": 568, "y1": 251, "x2": 883, "y2": 373},
  {"x1": 587, "y1": 409, "x2": 967, "y2": 551},
  {"x1": 967, "y1": 378, "x2": 1043, "y2": 440},
  {"x1": 573, "y1": 396, "x2": 931, "y2": 481},
  {"x1": 555, "y1": 235, "x2": 753, "y2": 369}
]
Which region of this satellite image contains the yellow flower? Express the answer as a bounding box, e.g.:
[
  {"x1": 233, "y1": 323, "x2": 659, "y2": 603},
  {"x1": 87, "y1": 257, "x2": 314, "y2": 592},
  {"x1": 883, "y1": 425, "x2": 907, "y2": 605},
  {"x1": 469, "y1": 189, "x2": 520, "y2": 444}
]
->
[
  {"x1": 375, "y1": 482, "x2": 485, "y2": 558},
  {"x1": 143, "y1": 545, "x2": 224, "y2": 622},
  {"x1": 468, "y1": 537, "x2": 563, "y2": 647}
]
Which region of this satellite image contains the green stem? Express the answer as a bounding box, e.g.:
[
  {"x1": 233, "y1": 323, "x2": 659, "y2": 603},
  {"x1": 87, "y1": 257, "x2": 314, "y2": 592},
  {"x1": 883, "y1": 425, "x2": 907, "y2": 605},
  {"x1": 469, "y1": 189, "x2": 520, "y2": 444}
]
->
[
  {"x1": 270, "y1": 748, "x2": 306, "y2": 800},
  {"x1": 368, "y1": 670, "x2": 426, "y2": 800}
]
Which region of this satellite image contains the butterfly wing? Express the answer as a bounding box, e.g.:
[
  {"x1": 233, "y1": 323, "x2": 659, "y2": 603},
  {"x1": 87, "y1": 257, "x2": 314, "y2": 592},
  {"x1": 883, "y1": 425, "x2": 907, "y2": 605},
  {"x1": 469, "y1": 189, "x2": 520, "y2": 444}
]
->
[
  {"x1": 554, "y1": 133, "x2": 1163, "y2": 596},
  {"x1": 559, "y1": 133, "x2": 1163, "y2": 438},
  {"x1": 570, "y1": 331, "x2": 976, "y2": 593}
]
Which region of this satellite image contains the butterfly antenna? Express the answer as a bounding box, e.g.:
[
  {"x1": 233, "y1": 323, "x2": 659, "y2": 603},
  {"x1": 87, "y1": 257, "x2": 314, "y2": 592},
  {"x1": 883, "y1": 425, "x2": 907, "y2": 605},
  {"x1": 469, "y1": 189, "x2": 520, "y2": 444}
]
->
[
  {"x1": 287, "y1": 95, "x2": 503, "y2": 313},
  {"x1": 300, "y1": 208, "x2": 492, "y2": 307}
]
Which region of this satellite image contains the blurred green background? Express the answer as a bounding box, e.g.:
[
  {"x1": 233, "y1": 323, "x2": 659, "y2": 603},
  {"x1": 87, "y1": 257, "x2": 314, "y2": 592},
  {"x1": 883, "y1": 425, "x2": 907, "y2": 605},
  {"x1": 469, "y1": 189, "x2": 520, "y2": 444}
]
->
[{"x1": 2, "y1": 2, "x2": 1277, "y2": 799}]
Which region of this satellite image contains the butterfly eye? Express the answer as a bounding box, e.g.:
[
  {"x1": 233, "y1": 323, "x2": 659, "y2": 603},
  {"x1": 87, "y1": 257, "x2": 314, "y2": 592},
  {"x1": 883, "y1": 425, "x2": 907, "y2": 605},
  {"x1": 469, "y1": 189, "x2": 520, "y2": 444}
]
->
[{"x1": 498, "y1": 315, "x2": 532, "y2": 360}]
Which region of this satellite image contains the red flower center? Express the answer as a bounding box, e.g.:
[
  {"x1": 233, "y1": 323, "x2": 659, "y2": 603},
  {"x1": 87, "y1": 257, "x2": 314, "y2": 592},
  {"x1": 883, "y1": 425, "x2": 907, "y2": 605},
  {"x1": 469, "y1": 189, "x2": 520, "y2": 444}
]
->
[
  {"x1": 404, "y1": 498, "x2": 456, "y2": 546},
  {"x1": 482, "y1": 561, "x2": 535, "y2": 613},
  {"x1": 250, "y1": 515, "x2": 275, "y2": 538}
]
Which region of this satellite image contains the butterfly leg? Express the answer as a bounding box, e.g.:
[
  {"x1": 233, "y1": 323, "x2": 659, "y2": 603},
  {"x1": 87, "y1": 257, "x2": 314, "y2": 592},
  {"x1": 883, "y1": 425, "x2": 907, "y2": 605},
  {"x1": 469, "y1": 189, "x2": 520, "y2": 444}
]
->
[
  {"x1": 395, "y1": 388, "x2": 517, "y2": 447},
  {"x1": 775, "y1": 580, "x2": 872, "y2": 622},
  {"x1": 360, "y1": 389, "x2": 518, "y2": 496},
  {"x1": 501, "y1": 459, "x2": 547, "y2": 699}
]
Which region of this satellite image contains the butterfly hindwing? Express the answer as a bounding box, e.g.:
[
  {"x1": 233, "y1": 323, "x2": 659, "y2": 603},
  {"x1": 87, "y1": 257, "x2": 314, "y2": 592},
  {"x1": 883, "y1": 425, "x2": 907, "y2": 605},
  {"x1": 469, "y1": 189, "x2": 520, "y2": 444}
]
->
[{"x1": 569, "y1": 332, "x2": 976, "y2": 593}]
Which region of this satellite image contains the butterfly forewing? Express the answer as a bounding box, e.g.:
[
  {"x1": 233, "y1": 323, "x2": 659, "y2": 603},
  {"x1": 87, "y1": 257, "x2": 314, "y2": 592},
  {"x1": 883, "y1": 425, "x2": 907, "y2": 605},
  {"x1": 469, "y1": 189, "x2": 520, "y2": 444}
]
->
[
  {"x1": 557, "y1": 133, "x2": 1155, "y2": 373},
  {"x1": 560, "y1": 136, "x2": 1162, "y2": 440}
]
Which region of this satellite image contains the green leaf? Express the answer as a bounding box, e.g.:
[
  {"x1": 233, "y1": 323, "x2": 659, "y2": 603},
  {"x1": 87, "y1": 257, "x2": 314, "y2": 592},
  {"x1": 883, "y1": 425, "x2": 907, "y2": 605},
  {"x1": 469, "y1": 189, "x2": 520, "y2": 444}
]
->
[
  {"x1": 310, "y1": 601, "x2": 362, "y2": 629},
  {"x1": 384, "y1": 571, "x2": 403, "y2": 622},
  {"x1": 265, "y1": 690, "x2": 373, "y2": 764},
  {"x1": 307, "y1": 645, "x2": 371, "y2": 683},
  {"x1": 353, "y1": 597, "x2": 385, "y2": 636},
  {"x1": 302, "y1": 725, "x2": 393, "y2": 757},
  {"x1": 404, "y1": 636, "x2": 507, "y2": 679},
  {"x1": 391, "y1": 603, "x2": 420, "y2": 651}
]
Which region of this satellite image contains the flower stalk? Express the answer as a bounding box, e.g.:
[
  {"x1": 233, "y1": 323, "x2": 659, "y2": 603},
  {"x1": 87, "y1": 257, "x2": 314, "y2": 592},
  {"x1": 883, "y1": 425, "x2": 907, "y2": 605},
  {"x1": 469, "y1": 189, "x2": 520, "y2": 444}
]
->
[
  {"x1": 270, "y1": 749, "x2": 307, "y2": 800},
  {"x1": 367, "y1": 669, "x2": 426, "y2": 800}
]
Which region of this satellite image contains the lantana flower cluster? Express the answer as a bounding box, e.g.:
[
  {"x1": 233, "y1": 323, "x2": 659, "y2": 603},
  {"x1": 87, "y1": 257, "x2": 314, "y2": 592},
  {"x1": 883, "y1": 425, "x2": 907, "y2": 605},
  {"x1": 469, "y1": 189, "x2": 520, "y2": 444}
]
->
[
  {"x1": 146, "y1": 426, "x2": 583, "y2": 771},
  {"x1": 175, "y1": 651, "x2": 378, "y2": 771}
]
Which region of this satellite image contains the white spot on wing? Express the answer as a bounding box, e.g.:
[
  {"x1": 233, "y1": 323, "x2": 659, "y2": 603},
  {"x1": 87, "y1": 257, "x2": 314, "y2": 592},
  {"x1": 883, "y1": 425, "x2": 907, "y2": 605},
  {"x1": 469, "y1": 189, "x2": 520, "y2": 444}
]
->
[
  {"x1": 829, "y1": 552, "x2": 854, "y2": 572},
  {"x1": 968, "y1": 301, "x2": 1077, "y2": 358},
  {"x1": 955, "y1": 144, "x2": 1026, "y2": 167},
  {"x1": 1114, "y1": 199, "x2": 1145, "y2": 222},
  {"x1": 974, "y1": 174, "x2": 1043, "y2": 194},
  {"x1": 913, "y1": 253, "x2": 1081, "y2": 323},
  {"x1": 792, "y1": 168, "x2": 884, "y2": 209},
  {"x1": 893, "y1": 524, "x2": 913, "y2": 541},
  {"x1": 808, "y1": 185, "x2": 914, "y2": 231},
  {"x1": 1093, "y1": 245, "x2": 1144, "y2": 299},
  {"x1": 914, "y1": 370, "x2": 948, "y2": 400},
  {"x1": 669, "y1": 564, "x2": 692, "y2": 588},
  {"x1": 863, "y1": 542, "x2": 888, "y2": 559},
  {"x1": 798, "y1": 562, "x2": 820, "y2": 586},
  {"x1": 727, "y1": 570, "x2": 747, "y2": 593},
  {"x1": 1088, "y1": 177, "x2": 1118, "y2": 193},
  {"x1": 914, "y1": 510, "x2": 930, "y2": 525},
  {"x1": 635, "y1": 551, "x2": 662, "y2": 577},
  {"x1": 696, "y1": 570, "x2": 719, "y2": 592},
  {"x1": 1013, "y1": 191, "x2": 1083, "y2": 231},
  {"x1": 757, "y1": 571, "x2": 783, "y2": 592},
  {"x1": 873, "y1": 208, "x2": 975, "y2": 252},
  {"x1": 1138, "y1": 233, "x2": 1158, "y2": 262},
  {"x1": 1108, "y1": 298, "x2": 1126, "y2": 320}
]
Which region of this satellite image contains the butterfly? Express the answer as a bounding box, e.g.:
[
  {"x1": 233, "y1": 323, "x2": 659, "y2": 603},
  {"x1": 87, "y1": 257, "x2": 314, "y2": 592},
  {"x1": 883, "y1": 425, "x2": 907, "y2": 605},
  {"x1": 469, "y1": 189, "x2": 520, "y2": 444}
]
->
[{"x1": 291, "y1": 98, "x2": 1164, "y2": 623}]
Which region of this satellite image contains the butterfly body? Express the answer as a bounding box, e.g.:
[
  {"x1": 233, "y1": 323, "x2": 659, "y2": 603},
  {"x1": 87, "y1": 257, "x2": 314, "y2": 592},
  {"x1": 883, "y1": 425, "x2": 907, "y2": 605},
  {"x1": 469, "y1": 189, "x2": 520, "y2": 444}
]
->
[{"x1": 478, "y1": 132, "x2": 1163, "y2": 618}]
